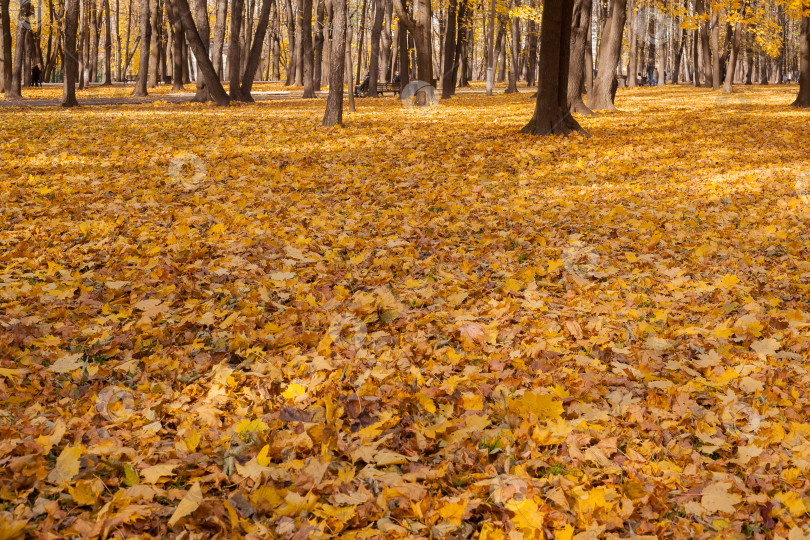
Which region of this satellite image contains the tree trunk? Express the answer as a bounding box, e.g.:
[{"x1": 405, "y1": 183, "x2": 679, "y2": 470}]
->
[
  {"x1": 367, "y1": 0, "x2": 384, "y2": 95},
  {"x1": 626, "y1": 0, "x2": 637, "y2": 87},
  {"x1": 284, "y1": 0, "x2": 295, "y2": 84},
  {"x1": 672, "y1": 28, "x2": 686, "y2": 84},
  {"x1": 397, "y1": 7, "x2": 409, "y2": 85},
  {"x1": 166, "y1": 0, "x2": 185, "y2": 89},
  {"x1": 521, "y1": 0, "x2": 584, "y2": 135},
  {"x1": 62, "y1": 0, "x2": 80, "y2": 104},
  {"x1": 293, "y1": 0, "x2": 303, "y2": 85},
  {"x1": 440, "y1": 0, "x2": 456, "y2": 98},
  {"x1": 722, "y1": 3, "x2": 745, "y2": 92},
  {"x1": 567, "y1": 0, "x2": 592, "y2": 114},
  {"x1": 393, "y1": 0, "x2": 431, "y2": 82},
  {"x1": 451, "y1": 0, "x2": 466, "y2": 90},
  {"x1": 355, "y1": 0, "x2": 367, "y2": 81},
  {"x1": 102, "y1": 0, "x2": 112, "y2": 83},
  {"x1": 323, "y1": 0, "x2": 346, "y2": 125},
  {"x1": 9, "y1": 0, "x2": 32, "y2": 97},
  {"x1": 345, "y1": 15, "x2": 354, "y2": 110},
  {"x1": 380, "y1": 0, "x2": 392, "y2": 81},
  {"x1": 792, "y1": 14, "x2": 810, "y2": 107},
  {"x1": 132, "y1": 0, "x2": 151, "y2": 94},
  {"x1": 212, "y1": 0, "x2": 228, "y2": 78},
  {"x1": 147, "y1": 0, "x2": 160, "y2": 87},
  {"x1": 710, "y1": 9, "x2": 720, "y2": 89},
  {"x1": 486, "y1": 0, "x2": 494, "y2": 94},
  {"x1": 172, "y1": 0, "x2": 230, "y2": 104},
  {"x1": 90, "y1": 0, "x2": 99, "y2": 83},
  {"x1": 301, "y1": 0, "x2": 314, "y2": 96},
  {"x1": 241, "y1": 0, "x2": 274, "y2": 99},
  {"x1": 525, "y1": 8, "x2": 537, "y2": 87},
  {"x1": 0, "y1": 0, "x2": 12, "y2": 94},
  {"x1": 505, "y1": 1, "x2": 519, "y2": 93},
  {"x1": 192, "y1": 0, "x2": 211, "y2": 100},
  {"x1": 228, "y1": 0, "x2": 244, "y2": 98},
  {"x1": 313, "y1": 0, "x2": 324, "y2": 89},
  {"x1": 589, "y1": 0, "x2": 625, "y2": 109}
]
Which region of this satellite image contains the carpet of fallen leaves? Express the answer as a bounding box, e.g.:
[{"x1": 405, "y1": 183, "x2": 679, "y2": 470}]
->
[{"x1": 1, "y1": 85, "x2": 810, "y2": 539}]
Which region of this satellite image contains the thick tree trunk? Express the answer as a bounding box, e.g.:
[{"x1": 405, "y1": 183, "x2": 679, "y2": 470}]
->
[
  {"x1": 323, "y1": 0, "x2": 346, "y2": 125},
  {"x1": 1, "y1": 0, "x2": 13, "y2": 94},
  {"x1": 505, "y1": 1, "x2": 519, "y2": 93},
  {"x1": 241, "y1": 0, "x2": 274, "y2": 99},
  {"x1": 521, "y1": 0, "x2": 584, "y2": 135},
  {"x1": 451, "y1": 0, "x2": 466, "y2": 90},
  {"x1": 792, "y1": 14, "x2": 810, "y2": 107},
  {"x1": 440, "y1": 0, "x2": 456, "y2": 98},
  {"x1": 132, "y1": 0, "x2": 151, "y2": 95},
  {"x1": 567, "y1": 0, "x2": 592, "y2": 114},
  {"x1": 526, "y1": 14, "x2": 537, "y2": 87},
  {"x1": 397, "y1": 9, "x2": 409, "y2": 85},
  {"x1": 173, "y1": 0, "x2": 230, "y2": 104},
  {"x1": 212, "y1": 0, "x2": 228, "y2": 78},
  {"x1": 62, "y1": 0, "x2": 80, "y2": 105},
  {"x1": 228, "y1": 0, "x2": 244, "y2": 98},
  {"x1": 589, "y1": 0, "x2": 625, "y2": 109},
  {"x1": 672, "y1": 28, "x2": 686, "y2": 84}
]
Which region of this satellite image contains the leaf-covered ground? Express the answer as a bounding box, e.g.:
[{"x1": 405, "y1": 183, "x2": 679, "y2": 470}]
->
[{"x1": 1, "y1": 86, "x2": 810, "y2": 539}]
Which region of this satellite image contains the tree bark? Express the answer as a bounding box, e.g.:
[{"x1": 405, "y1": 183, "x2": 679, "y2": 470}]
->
[
  {"x1": 62, "y1": 0, "x2": 80, "y2": 105},
  {"x1": 323, "y1": 0, "x2": 346, "y2": 125},
  {"x1": 367, "y1": 0, "x2": 384, "y2": 95},
  {"x1": 397, "y1": 6, "x2": 409, "y2": 85},
  {"x1": 212, "y1": 0, "x2": 228, "y2": 78},
  {"x1": 173, "y1": 0, "x2": 230, "y2": 104},
  {"x1": 710, "y1": 8, "x2": 720, "y2": 89},
  {"x1": 440, "y1": 0, "x2": 456, "y2": 98},
  {"x1": 451, "y1": 0, "x2": 466, "y2": 90},
  {"x1": 192, "y1": 0, "x2": 211, "y2": 100},
  {"x1": 147, "y1": 0, "x2": 160, "y2": 87},
  {"x1": 293, "y1": 0, "x2": 303, "y2": 84},
  {"x1": 792, "y1": 14, "x2": 810, "y2": 107},
  {"x1": 300, "y1": 0, "x2": 314, "y2": 96},
  {"x1": 722, "y1": 3, "x2": 745, "y2": 92},
  {"x1": 284, "y1": 0, "x2": 296, "y2": 84},
  {"x1": 626, "y1": 0, "x2": 637, "y2": 87},
  {"x1": 241, "y1": 0, "x2": 274, "y2": 99},
  {"x1": 0, "y1": 0, "x2": 12, "y2": 94},
  {"x1": 505, "y1": 0, "x2": 519, "y2": 93},
  {"x1": 486, "y1": 0, "x2": 494, "y2": 94},
  {"x1": 588, "y1": 0, "x2": 625, "y2": 109},
  {"x1": 380, "y1": 0, "x2": 392, "y2": 81},
  {"x1": 355, "y1": 0, "x2": 367, "y2": 81},
  {"x1": 392, "y1": 0, "x2": 431, "y2": 82},
  {"x1": 568, "y1": 0, "x2": 592, "y2": 114},
  {"x1": 102, "y1": 0, "x2": 112, "y2": 83},
  {"x1": 228, "y1": 0, "x2": 244, "y2": 98},
  {"x1": 166, "y1": 0, "x2": 185, "y2": 89},
  {"x1": 525, "y1": 5, "x2": 537, "y2": 87},
  {"x1": 9, "y1": 0, "x2": 32, "y2": 97},
  {"x1": 521, "y1": 0, "x2": 584, "y2": 135},
  {"x1": 132, "y1": 0, "x2": 151, "y2": 95},
  {"x1": 696, "y1": 0, "x2": 711, "y2": 87},
  {"x1": 313, "y1": 0, "x2": 325, "y2": 88}
]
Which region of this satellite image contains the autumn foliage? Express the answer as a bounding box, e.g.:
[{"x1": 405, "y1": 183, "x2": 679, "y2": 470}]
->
[{"x1": 2, "y1": 86, "x2": 810, "y2": 538}]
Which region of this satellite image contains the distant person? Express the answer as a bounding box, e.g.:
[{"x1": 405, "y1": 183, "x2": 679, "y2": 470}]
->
[
  {"x1": 647, "y1": 65, "x2": 654, "y2": 86},
  {"x1": 393, "y1": 71, "x2": 401, "y2": 84},
  {"x1": 354, "y1": 71, "x2": 370, "y2": 97},
  {"x1": 653, "y1": 68, "x2": 659, "y2": 85},
  {"x1": 31, "y1": 64, "x2": 42, "y2": 87}
]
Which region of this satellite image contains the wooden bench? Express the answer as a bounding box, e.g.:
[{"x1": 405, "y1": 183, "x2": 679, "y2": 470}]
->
[{"x1": 358, "y1": 81, "x2": 401, "y2": 97}]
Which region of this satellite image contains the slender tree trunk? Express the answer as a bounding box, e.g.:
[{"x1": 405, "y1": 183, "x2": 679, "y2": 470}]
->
[
  {"x1": 355, "y1": 0, "x2": 367, "y2": 81},
  {"x1": 166, "y1": 0, "x2": 184, "y2": 89},
  {"x1": 345, "y1": 9, "x2": 354, "y2": 110},
  {"x1": 301, "y1": 0, "x2": 314, "y2": 96},
  {"x1": 451, "y1": 0, "x2": 466, "y2": 90},
  {"x1": 585, "y1": 8, "x2": 593, "y2": 100},
  {"x1": 212, "y1": 0, "x2": 228, "y2": 78},
  {"x1": 62, "y1": 0, "x2": 80, "y2": 104},
  {"x1": 313, "y1": 0, "x2": 324, "y2": 89},
  {"x1": 440, "y1": 0, "x2": 456, "y2": 98},
  {"x1": 322, "y1": 0, "x2": 346, "y2": 125},
  {"x1": 172, "y1": 0, "x2": 230, "y2": 103},
  {"x1": 588, "y1": 0, "x2": 625, "y2": 109},
  {"x1": 192, "y1": 0, "x2": 211, "y2": 100},
  {"x1": 367, "y1": 0, "x2": 384, "y2": 95},
  {"x1": 9, "y1": 0, "x2": 32, "y2": 97},
  {"x1": 486, "y1": 0, "x2": 494, "y2": 93},
  {"x1": 147, "y1": 0, "x2": 160, "y2": 87},
  {"x1": 505, "y1": 0, "x2": 519, "y2": 93},
  {"x1": 293, "y1": 0, "x2": 303, "y2": 85},
  {"x1": 90, "y1": 0, "x2": 99, "y2": 83},
  {"x1": 521, "y1": 0, "x2": 584, "y2": 135},
  {"x1": 672, "y1": 28, "x2": 686, "y2": 84},
  {"x1": 397, "y1": 7, "x2": 408, "y2": 85},
  {"x1": 568, "y1": 0, "x2": 592, "y2": 114},
  {"x1": 792, "y1": 14, "x2": 810, "y2": 107},
  {"x1": 241, "y1": 0, "x2": 274, "y2": 99},
  {"x1": 284, "y1": 0, "x2": 296, "y2": 84},
  {"x1": 525, "y1": 8, "x2": 537, "y2": 87},
  {"x1": 710, "y1": 9, "x2": 720, "y2": 89},
  {"x1": 132, "y1": 0, "x2": 151, "y2": 94},
  {"x1": 0, "y1": 0, "x2": 12, "y2": 94},
  {"x1": 697, "y1": 0, "x2": 711, "y2": 87},
  {"x1": 228, "y1": 0, "x2": 244, "y2": 98},
  {"x1": 722, "y1": 2, "x2": 745, "y2": 92},
  {"x1": 380, "y1": 0, "x2": 392, "y2": 81},
  {"x1": 626, "y1": 0, "x2": 636, "y2": 87},
  {"x1": 102, "y1": 0, "x2": 112, "y2": 83}
]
